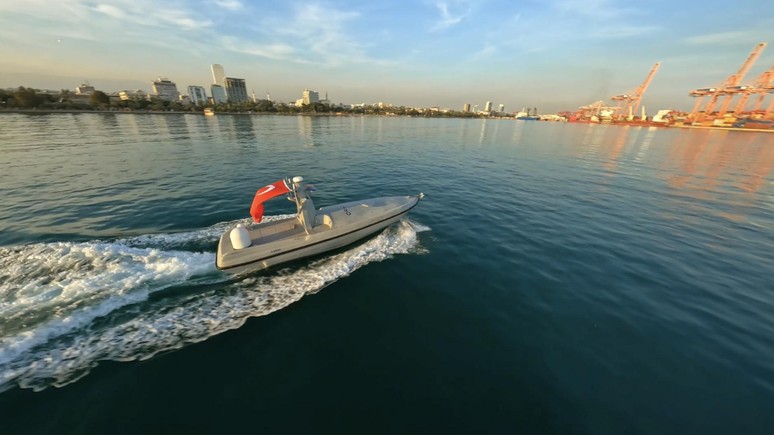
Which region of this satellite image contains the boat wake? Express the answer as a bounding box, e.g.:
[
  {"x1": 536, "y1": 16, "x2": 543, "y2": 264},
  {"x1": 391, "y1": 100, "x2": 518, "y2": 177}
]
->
[{"x1": 0, "y1": 217, "x2": 429, "y2": 393}]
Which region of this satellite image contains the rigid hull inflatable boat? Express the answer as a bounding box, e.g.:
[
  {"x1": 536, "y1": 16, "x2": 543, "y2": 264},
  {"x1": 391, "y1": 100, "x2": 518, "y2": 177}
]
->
[{"x1": 216, "y1": 176, "x2": 423, "y2": 274}]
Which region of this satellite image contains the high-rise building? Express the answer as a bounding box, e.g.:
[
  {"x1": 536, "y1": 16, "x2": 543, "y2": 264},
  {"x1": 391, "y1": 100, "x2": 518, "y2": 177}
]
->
[
  {"x1": 484, "y1": 101, "x2": 493, "y2": 112},
  {"x1": 75, "y1": 83, "x2": 95, "y2": 95},
  {"x1": 211, "y1": 84, "x2": 227, "y2": 104},
  {"x1": 151, "y1": 78, "x2": 179, "y2": 102},
  {"x1": 211, "y1": 64, "x2": 226, "y2": 86},
  {"x1": 225, "y1": 78, "x2": 248, "y2": 103},
  {"x1": 498, "y1": 104, "x2": 505, "y2": 112},
  {"x1": 463, "y1": 103, "x2": 471, "y2": 113},
  {"x1": 188, "y1": 86, "x2": 208, "y2": 106},
  {"x1": 302, "y1": 89, "x2": 319, "y2": 105}
]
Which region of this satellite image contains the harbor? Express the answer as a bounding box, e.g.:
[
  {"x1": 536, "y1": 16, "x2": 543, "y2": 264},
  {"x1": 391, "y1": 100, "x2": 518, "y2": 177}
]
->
[{"x1": 563, "y1": 42, "x2": 774, "y2": 131}]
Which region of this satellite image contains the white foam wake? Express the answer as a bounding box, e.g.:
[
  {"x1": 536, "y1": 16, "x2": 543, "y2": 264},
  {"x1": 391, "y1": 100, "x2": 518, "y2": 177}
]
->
[{"x1": 0, "y1": 218, "x2": 429, "y2": 392}]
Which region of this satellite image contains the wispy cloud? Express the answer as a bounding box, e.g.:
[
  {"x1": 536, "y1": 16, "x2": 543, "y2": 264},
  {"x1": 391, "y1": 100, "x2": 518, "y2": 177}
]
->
[
  {"x1": 588, "y1": 24, "x2": 659, "y2": 39},
  {"x1": 269, "y1": 3, "x2": 377, "y2": 66},
  {"x1": 551, "y1": 0, "x2": 631, "y2": 20},
  {"x1": 221, "y1": 36, "x2": 297, "y2": 61},
  {"x1": 430, "y1": 1, "x2": 471, "y2": 32},
  {"x1": 90, "y1": 2, "x2": 211, "y2": 30},
  {"x1": 473, "y1": 42, "x2": 497, "y2": 58},
  {"x1": 501, "y1": 0, "x2": 657, "y2": 47},
  {"x1": 685, "y1": 31, "x2": 758, "y2": 46},
  {"x1": 214, "y1": 0, "x2": 243, "y2": 11},
  {"x1": 93, "y1": 4, "x2": 127, "y2": 20}
]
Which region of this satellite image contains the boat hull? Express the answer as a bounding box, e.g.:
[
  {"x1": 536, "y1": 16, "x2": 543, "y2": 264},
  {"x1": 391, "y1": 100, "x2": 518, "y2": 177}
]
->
[{"x1": 216, "y1": 195, "x2": 420, "y2": 275}]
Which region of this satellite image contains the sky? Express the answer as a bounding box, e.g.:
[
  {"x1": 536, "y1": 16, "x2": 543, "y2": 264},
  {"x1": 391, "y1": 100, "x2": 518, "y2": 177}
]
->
[{"x1": 1, "y1": 0, "x2": 773, "y2": 113}]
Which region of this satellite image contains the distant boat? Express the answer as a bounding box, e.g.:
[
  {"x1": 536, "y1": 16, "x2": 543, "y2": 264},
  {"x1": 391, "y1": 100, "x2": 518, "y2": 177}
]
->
[
  {"x1": 515, "y1": 107, "x2": 539, "y2": 121},
  {"x1": 204, "y1": 108, "x2": 215, "y2": 116}
]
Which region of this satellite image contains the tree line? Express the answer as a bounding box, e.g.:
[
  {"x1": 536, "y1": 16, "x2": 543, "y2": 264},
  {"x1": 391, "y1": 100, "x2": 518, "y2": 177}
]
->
[{"x1": 0, "y1": 86, "x2": 497, "y2": 118}]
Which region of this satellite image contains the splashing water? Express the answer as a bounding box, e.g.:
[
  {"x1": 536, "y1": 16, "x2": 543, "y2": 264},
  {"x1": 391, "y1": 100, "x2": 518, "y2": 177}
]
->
[{"x1": 0, "y1": 218, "x2": 429, "y2": 392}]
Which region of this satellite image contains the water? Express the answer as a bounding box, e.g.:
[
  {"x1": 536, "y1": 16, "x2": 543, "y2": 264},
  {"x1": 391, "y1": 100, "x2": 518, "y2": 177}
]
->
[{"x1": 0, "y1": 113, "x2": 773, "y2": 434}]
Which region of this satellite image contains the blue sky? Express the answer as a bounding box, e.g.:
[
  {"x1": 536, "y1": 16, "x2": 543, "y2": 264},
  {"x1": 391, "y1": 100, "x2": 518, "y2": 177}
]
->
[{"x1": 1, "y1": 0, "x2": 773, "y2": 112}]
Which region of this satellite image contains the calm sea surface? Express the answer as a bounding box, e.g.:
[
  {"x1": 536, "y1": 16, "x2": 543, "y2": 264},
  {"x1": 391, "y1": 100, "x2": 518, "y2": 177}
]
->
[{"x1": 0, "y1": 113, "x2": 773, "y2": 434}]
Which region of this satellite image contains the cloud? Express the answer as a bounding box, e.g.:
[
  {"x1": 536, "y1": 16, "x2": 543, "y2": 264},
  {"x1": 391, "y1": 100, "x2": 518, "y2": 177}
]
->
[
  {"x1": 90, "y1": 1, "x2": 211, "y2": 30},
  {"x1": 94, "y1": 4, "x2": 127, "y2": 20},
  {"x1": 269, "y1": 3, "x2": 376, "y2": 66},
  {"x1": 685, "y1": 31, "x2": 758, "y2": 46},
  {"x1": 589, "y1": 24, "x2": 660, "y2": 39},
  {"x1": 430, "y1": 1, "x2": 470, "y2": 32},
  {"x1": 222, "y1": 37, "x2": 297, "y2": 61},
  {"x1": 473, "y1": 42, "x2": 497, "y2": 58},
  {"x1": 214, "y1": 0, "x2": 243, "y2": 11}
]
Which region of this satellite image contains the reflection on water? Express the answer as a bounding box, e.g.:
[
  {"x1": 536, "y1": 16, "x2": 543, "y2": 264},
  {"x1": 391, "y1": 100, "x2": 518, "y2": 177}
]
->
[
  {"x1": 570, "y1": 124, "x2": 774, "y2": 197},
  {"x1": 232, "y1": 115, "x2": 256, "y2": 143},
  {"x1": 564, "y1": 123, "x2": 774, "y2": 222},
  {"x1": 667, "y1": 130, "x2": 774, "y2": 196},
  {"x1": 298, "y1": 116, "x2": 314, "y2": 147}
]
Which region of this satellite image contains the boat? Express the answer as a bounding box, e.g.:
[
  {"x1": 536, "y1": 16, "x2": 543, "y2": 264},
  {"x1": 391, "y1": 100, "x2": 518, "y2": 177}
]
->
[
  {"x1": 204, "y1": 108, "x2": 215, "y2": 116},
  {"x1": 216, "y1": 176, "x2": 424, "y2": 274},
  {"x1": 515, "y1": 107, "x2": 540, "y2": 121},
  {"x1": 732, "y1": 118, "x2": 774, "y2": 130}
]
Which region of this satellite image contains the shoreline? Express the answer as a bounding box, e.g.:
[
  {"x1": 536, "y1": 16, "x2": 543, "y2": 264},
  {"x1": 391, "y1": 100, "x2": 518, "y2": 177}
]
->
[
  {"x1": 2, "y1": 109, "x2": 773, "y2": 132},
  {"x1": 0, "y1": 109, "x2": 317, "y2": 116}
]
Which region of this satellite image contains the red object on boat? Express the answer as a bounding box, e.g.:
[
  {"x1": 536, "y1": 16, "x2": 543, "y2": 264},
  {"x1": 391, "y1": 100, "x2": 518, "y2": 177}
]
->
[{"x1": 250, "y1": 180, "x2": 291, "y2": 223}]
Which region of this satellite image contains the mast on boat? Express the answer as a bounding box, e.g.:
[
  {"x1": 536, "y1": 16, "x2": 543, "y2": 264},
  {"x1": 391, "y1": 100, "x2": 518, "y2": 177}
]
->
[{"x1": 290, "y1": 176, "x2": 316, "y2": 234}]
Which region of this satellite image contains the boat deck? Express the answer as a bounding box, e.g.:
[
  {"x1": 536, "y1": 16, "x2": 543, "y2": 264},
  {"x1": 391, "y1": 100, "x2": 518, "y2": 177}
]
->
[{"x1": 249, "y1": 218, "x2": 305, "y2": 245}]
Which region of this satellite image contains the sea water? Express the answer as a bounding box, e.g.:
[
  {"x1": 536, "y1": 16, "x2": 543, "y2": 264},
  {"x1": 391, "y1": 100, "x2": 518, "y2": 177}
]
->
[{"x1": 0, "y1": 113, "x2": 773, "y2": 434}]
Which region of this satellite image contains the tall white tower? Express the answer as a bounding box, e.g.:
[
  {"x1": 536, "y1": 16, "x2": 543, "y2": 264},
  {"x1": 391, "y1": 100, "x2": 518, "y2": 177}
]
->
[{"x1": 211, "y1": 64, "x2": 225, "y2": 86}]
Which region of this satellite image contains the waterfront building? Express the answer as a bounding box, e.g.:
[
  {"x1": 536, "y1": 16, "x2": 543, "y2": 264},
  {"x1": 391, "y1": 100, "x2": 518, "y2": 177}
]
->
[
  {"x1": 224, "y1": 77, "x2": 248, "y2": 103},
  {"x1": 75, "y1": 83, "x2": 95, "y2": 95},
  {"x1": 463, "y1": 103, "x2": 471, "y2": 113},
  {"x1": 151, "y1": 78, "x2": 180, "y2": 102},
  {"x1": 188, "y1": 86, "x2": 208, "y2": 106},
  {"x1": 498, "y1": 104, "x2": 505, "y2": 112},
  {"x1": 319, "y1": 92, "x2": 331, "y2": 106},
  {"x1": 118, "y1": 89, "x2": 147, "y2": 101},
  {"x1": 302, "y1": 89, "x2": 319, "y2": 105},
  {"x1": 484, "y1": 101, "x2": 493, "y2": 112},
  {"x1": 211, "y1": 64, "x2": 226, "y2": 86},
  {"x1": 211, "y1": 85, "x2": 227, "y2": 104}
]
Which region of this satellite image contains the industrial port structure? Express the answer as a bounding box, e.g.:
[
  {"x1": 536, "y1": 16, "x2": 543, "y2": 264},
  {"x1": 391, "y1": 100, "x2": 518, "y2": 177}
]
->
[
  {"x1": 689, "y1": 42, "x2": 768, "y2": 120},
  {"x1": 611, "y1": 62, "x2": 661, "y2": 120},
  {"x1": 570, "y1": 41, "x2": 774, "y2": 130}
]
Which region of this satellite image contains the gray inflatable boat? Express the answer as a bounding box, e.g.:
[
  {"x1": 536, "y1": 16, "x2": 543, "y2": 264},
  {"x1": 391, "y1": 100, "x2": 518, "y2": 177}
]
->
[{"x1": 216, "y1": 176, "x2": 423, "y2": 274}]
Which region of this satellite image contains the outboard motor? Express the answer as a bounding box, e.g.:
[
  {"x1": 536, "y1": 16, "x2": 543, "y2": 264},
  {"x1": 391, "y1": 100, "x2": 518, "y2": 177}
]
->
[{"x1": 229, "y1": 224, "x2": 251, "y2": 249}]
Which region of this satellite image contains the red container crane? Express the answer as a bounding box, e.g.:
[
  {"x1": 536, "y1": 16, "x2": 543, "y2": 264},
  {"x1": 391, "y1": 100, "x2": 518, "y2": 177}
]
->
[
  {"x1": 733, "y1": 64, "x2": 774, "y2": 116},
  {"x1": 690, "y1": 42, "x2": 767, "y2": 120},
  {"x1": 611, "y1": 62, "x2": 661, "y2": 120}
]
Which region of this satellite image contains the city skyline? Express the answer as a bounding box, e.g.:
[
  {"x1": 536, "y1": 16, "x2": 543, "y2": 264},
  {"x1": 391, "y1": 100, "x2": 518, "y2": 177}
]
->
[{"x1": 1, "y1": 1, "x2": 773, "y2": 113}]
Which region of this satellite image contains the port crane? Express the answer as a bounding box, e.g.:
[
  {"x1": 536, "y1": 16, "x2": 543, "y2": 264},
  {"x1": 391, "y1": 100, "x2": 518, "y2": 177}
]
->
[
  {"x1": 611, "y1": 62, "x2": 661, "y2": 120},
  {"x1": 689, "y1": 42, "x2": 767, "y2": 119},
  {"x1": 732, "y1": 63, "x2": 774, "y2": 115},
  {"x1": 577, "y1": 100, "x2": 618, "y2": 120}
]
